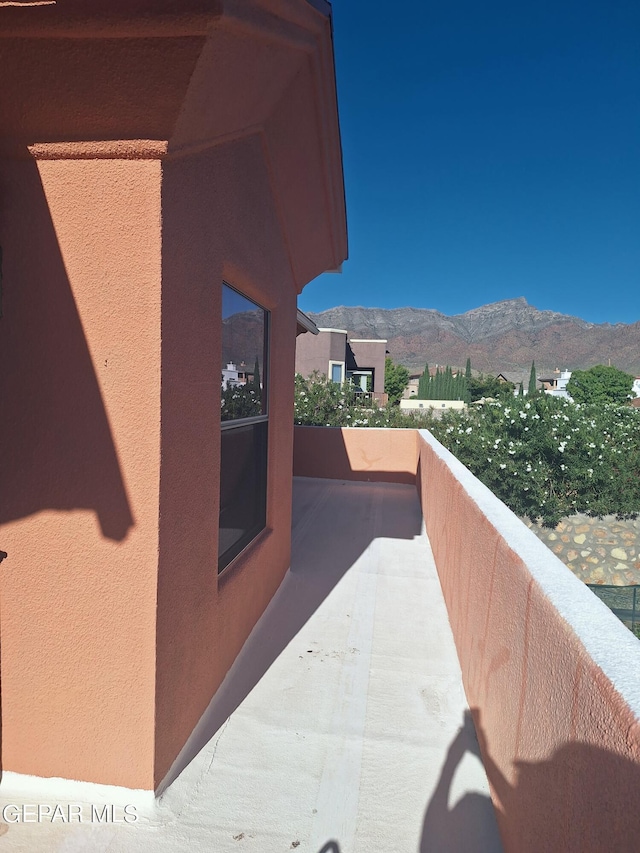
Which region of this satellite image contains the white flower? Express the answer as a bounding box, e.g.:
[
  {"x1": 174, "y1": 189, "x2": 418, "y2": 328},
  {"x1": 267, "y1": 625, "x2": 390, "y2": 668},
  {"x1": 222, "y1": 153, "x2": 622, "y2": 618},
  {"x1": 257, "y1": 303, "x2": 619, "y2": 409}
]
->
[{"x1": 499, "y1": 463, "x2": 507, "y2": 469}]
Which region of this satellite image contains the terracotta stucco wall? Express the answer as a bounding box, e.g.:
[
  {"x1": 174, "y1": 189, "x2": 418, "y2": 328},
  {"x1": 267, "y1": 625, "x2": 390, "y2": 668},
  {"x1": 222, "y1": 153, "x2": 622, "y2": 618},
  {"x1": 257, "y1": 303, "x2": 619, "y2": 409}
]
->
[
  {"x1": 155, "y1": 137, "x2": 298, "y2": 788},
  {"x1": 0, "y1": 154, "x2": 161, "y2": 789},
  {"x1": 417, "y1": 429, "x2": 640, "y2": 851},
  {"x1": 293, "y1": 426, "x2": 418, "y2": 485},
  {"x1": 0, "y1": 0, "x2": 347, "y2": 792}
]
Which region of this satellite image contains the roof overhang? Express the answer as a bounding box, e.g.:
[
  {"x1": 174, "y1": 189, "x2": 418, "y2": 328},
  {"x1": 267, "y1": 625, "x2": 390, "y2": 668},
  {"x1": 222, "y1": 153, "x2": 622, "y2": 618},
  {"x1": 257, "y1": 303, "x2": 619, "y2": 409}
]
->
[
  {"x1": 296, "y1": 309, "x2": 320, "y2": 336},
  {"x1": 1, "y1": 0, "x2": 348, "y2": 289}
]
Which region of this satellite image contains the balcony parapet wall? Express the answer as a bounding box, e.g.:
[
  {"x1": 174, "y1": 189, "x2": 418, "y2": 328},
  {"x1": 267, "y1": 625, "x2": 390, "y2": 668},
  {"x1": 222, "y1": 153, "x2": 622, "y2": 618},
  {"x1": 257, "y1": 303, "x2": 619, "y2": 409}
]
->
[
  {"x1": 293, "y1": 425, "x2": 418, "y2": 485},
  {"x1": 417, "y1": 429, "x2": 640, "y2": 852}
]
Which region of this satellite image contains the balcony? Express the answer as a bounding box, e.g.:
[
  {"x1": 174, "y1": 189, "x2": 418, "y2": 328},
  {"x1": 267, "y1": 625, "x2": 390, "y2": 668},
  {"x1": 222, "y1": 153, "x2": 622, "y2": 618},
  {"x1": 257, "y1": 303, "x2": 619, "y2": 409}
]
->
[{"x1": 3, "y1": 426, "x2": 639, "y2": 851}]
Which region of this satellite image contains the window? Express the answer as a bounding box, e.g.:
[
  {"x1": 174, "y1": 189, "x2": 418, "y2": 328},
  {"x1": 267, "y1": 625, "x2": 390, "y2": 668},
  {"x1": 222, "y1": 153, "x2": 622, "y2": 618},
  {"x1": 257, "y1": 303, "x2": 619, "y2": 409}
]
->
[
  {"x1": 329, "y1": 361, "x2": 344, "y2": 384},
  {"x1": 219, "y1": 283, "x2": 269, "y2": 573}
]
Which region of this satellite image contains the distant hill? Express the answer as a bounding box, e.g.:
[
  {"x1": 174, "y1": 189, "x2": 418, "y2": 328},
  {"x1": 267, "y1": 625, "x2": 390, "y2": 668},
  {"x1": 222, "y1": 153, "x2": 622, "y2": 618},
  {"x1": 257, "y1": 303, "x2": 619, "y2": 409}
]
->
[{"x1": 306, "y1": 298, "x2": 640, "y2": 377}]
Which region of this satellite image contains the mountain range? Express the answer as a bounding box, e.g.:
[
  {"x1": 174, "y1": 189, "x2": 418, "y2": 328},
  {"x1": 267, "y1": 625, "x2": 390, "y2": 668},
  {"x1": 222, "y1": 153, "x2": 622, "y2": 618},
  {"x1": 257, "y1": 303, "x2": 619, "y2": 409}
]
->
[{"x1": 306, "y1": 298, "x2": 640, "y2": 378}]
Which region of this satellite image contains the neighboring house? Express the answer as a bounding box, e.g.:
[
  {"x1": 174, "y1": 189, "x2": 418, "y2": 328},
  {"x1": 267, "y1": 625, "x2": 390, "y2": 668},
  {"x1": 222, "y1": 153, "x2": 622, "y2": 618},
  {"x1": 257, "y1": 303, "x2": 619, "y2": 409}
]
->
[
  {"x1": 295, "y1": 327, "x2": 388, "y2": 396},
  {"x1": 0, "y1": 0, "x2": 346, "y2": 795},
  {"x1": 539, "y1": 369, "x2": 572, "y2": 399},
  {"x1": 221, "y1": 362, "x2": 253, "y2": 390},
  {"x1": 496, "y1": 371, "x2": 528, "y2": 393},
  {"x1": 403, "y1": 373, "x2": 422, "y2": 399},
  {"x1": 632, "y1": 378, "x2": 640, "y2": 398}
]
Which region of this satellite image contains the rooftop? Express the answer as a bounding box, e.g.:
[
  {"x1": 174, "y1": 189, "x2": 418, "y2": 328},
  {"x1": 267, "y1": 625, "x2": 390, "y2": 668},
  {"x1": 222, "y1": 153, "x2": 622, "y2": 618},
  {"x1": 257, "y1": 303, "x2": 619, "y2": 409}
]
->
[{"x1": 0, "y1": 477, "x2": 502, "y2": 852}]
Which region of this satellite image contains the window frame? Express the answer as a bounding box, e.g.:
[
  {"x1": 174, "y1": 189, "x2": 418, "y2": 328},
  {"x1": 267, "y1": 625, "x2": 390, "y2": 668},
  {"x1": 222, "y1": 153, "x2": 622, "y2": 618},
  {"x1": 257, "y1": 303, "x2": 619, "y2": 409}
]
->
[
  {"x1": 328, "y1": 360, "x2": 345, "y2": 384},
  {"x1": 218, "y1": 282, "x2": 270, "y2": 574}
]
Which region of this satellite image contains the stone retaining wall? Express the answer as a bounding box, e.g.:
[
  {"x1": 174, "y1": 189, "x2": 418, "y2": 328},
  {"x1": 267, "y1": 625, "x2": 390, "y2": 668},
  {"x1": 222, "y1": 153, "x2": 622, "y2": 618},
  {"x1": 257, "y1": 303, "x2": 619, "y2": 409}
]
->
[{"x1": 523, "y1": 514, "x2": 640, "y2": 585}]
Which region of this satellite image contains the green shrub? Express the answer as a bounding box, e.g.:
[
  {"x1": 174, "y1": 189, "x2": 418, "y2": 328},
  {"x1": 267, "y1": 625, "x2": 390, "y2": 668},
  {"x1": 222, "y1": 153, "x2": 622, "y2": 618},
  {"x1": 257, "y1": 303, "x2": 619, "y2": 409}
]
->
[
  {"x1": 425, "y1": 395, "x2": 640, "y2": 526},
  {"x1": 294, "y1": 373, "x2": 420, "y2": 428},
  {"x1": 293, "y1": 375, "x2": 640, "y2": 527},
  {"x1": 566, "y1": 364, "x2": 635, "y2": 406}
]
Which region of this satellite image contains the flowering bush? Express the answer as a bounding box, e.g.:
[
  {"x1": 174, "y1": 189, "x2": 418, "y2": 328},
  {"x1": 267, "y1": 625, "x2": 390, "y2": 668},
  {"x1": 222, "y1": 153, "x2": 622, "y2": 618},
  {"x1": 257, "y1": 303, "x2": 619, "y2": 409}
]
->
[
  {"x1": 221, "y1": 384, "x2": 262, "y2": 421},
  {"x1": 293, "y1": 375, "x2": 640, "y2": 527},
  {"x1": 425, "y1": 395, "x2": 640, "y2": 526}
]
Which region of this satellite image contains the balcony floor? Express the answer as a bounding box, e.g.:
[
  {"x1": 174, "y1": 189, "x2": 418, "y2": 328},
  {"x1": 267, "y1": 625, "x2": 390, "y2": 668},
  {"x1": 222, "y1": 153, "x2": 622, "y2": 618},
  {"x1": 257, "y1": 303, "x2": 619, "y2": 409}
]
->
[{"x1": 1, "y1": 478, "x2": 502, "y2": 852}]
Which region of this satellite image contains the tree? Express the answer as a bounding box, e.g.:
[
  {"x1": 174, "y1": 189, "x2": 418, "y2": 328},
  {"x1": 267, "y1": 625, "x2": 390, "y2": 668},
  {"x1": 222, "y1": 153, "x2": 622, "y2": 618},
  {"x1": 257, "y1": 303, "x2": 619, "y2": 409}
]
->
[
  {"x1": 415, "y1": 363, "x2": 469, "y2": 401},
  {"x1": 528, "y1": 361, "x2": 537, "y2": 396},
  {"x1": 384, "y1": 357, "x2": 410, "y2": 405},
  {"x1": 467, "y1": 373, "x2": 514, "y2": 402},
  {"x1": 566, "y1": 365, "x2": 634, "y2": 406},
  {"x1": 252, "y1": 356, "x2": 261, "y2": 391},
  {"x1": 465, "y1": 357, "x2": 472, "y2": 380},
  {"x1": 417, "y1": 363, "x2": 429, "y2": 399}
]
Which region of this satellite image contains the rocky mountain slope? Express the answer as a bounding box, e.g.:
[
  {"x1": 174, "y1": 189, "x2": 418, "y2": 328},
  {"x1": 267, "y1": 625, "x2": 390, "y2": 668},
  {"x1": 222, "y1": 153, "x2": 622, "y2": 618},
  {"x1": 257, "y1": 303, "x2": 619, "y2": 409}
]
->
[{"x1": 307, "y1": 298, "x2": 640, "y2": 376}]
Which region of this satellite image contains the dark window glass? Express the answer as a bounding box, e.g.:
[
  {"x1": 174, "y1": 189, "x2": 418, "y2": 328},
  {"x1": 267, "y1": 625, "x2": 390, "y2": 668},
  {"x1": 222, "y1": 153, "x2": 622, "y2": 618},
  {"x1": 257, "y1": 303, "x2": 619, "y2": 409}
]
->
[
  {"x1": 218, "y1": 421, "x2": 268, "y2": 571},
  {"x1": 219, "y1": 284, "x2": 269, "y2": 572}
]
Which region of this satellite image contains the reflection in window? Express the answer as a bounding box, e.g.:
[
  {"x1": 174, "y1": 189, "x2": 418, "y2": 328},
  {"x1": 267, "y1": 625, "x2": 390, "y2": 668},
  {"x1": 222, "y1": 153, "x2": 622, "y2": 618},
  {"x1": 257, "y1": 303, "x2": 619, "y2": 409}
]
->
[
  {"x1": 219, "y1": 284, "x2": 269, "y2": 572},
  {"x1": 221, "y1": 285, "x2": 267, "y2": 422}
]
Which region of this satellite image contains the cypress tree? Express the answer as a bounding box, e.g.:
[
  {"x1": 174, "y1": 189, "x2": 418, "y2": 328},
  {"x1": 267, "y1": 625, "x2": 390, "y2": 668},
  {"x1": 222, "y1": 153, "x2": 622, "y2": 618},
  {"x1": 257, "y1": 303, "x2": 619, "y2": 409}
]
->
[
  {"x1": 528, "y1": 361, "x2": 537, "y2": 396},
  {"x1": 465, "y1": 357, "x2": 472, "y2": 380},
  {"x1": 418, "y1": 363, "x2": 429, "y2": 399},
  {"x1": 445, "y1": 366, "x2": 453, "y2": 400}
]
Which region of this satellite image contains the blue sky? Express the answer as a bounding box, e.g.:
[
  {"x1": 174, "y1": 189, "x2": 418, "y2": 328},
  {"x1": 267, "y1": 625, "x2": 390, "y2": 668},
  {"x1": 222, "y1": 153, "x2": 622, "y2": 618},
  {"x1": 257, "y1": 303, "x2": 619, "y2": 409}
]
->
[{"x1": 298, "y1": 0, "x2": 640, "y2": 324}]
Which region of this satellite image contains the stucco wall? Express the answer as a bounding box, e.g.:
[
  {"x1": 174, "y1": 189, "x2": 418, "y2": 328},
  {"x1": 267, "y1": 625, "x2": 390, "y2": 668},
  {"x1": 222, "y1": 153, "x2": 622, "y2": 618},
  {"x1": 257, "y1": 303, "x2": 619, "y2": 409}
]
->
[
  {"x1": 0, "y1": 0, "x2": 347, "y2": 794},
  {"x1": 400, "y1": 399, "x2": 466, "y2": 412},
  {"x1": 0, "y1": 154, "x2": 161, "y2": 789},
  {"x1": 155, "y1": 137, "x2": 299, "y2": 788},
  {"x1": 293, "y1": 426, "x2": 418, "y2": 485},
  {"x1": 417, "y1": 429, "x2": 640, "y2": 851},
  {"x1": 348, "y1": 339, "x2": 387, "y2": 393},
  {"x1": 295, "y1": 329, "x2": 339, "y2": 378}
]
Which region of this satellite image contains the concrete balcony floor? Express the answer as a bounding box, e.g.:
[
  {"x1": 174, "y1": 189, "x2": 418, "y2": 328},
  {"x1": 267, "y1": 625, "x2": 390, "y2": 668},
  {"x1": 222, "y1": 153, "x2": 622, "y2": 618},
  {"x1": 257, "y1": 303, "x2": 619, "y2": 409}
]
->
[{"x1": 1, "y1": 478, "x2": 502, "y2": 852}]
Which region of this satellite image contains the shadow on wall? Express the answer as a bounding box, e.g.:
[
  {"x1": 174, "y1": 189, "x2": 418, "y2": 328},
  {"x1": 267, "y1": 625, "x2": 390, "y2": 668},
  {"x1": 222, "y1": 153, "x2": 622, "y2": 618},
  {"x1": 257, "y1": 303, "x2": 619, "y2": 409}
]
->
[
  {"x1": 422, "y1": 708, "x2": 640, "y2": 853},
  {"x1": 0, "y1": 156, "x2": 133, "y2": 540},
  {"x1": 293, "y1": 425, "x2": 417, "y2": 485},
  {"x1": 318, "y1": 843, "x2": 340, "y2": 853},
  {"x1": 157, "y1": 476, "x2": 422, "y2": 793}
]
